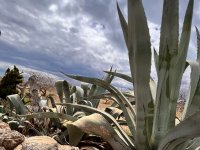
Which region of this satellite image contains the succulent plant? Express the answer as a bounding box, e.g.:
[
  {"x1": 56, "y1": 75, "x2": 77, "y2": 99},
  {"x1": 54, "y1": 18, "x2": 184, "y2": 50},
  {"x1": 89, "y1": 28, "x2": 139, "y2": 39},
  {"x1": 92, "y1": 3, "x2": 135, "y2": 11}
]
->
[
  {"x1": 57, "y1": 0, "x2": 200, "y2": 149},
  {"x1": 1, "y1": 0, "x2": 200, "y2": 150}
]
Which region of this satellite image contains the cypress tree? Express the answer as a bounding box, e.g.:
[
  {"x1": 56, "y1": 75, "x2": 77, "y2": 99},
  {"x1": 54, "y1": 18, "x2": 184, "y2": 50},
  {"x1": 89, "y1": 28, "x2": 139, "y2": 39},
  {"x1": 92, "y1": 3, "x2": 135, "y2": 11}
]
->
[{"x1": 0, "y1": 66, "x2": 23, "y2": 99}]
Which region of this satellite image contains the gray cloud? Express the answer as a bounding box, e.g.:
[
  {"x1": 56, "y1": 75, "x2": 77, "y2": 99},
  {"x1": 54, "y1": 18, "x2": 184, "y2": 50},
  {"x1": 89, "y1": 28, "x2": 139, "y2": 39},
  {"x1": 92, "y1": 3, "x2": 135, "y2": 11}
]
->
[{"x1": 0, "y1": 0, "x2": 199, "y2": 88}]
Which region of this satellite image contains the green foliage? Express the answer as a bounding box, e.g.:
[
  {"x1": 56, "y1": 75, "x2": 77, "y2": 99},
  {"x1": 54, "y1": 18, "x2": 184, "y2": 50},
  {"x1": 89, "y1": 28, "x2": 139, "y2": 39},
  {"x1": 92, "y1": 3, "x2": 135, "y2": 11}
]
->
[
  {"x1": 0, "y1": 66, "x2": 23, "y2": 99},
  {"x1": 1, "y1": 1, "x2": 199, "y2": 149},
  {"x1": 55, "y1": 0, "x2": 200, "y2": 150}
]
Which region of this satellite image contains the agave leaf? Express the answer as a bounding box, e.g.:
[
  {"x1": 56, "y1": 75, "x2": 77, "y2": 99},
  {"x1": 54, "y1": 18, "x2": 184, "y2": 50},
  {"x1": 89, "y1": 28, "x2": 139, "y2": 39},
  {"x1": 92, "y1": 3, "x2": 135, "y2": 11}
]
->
[
  {"x1": 196, "y1": 27, "x2": 200, "y2": 62},
  {"x1": 47, "y1": 96, "x2": 57, "y2": 109},
  {"x1": 158, "y1": 111, "x2": 200, "y2": 150},
  {"x1": 55, "y1": 80, "x2": 64, "y2": 103},
  {"x1": 117, "y1": 1, "x2": 128, "y2": 48},
  {"x1": 158, "y1": 0, "x2": 179, "y2": 71},
  {"x1": 181, "y1": 28, "x2": 200, "y2": 120},
  {"x1": 62, "y1": 80, "x2": 71, "y2": 103},
  {"x1": 68, "y1": 113, "x2": 133, "y2": 150},
  {"x1": 81, "y1": 82, "x2": 89, "y2": 97},
  {"x1": 184, "y1": 138, "x2": 200, "y2": 150},
  {"x1": 88, "y1": 84, "x2": 97, "y2": 99},
  {"x1": 73, "y1": 111, "x2": 86, "y2": 119},
  {"x1": 77, "y1": 100, "x2": 93, "y2": 107},
  {"x1": 67, "y1": 122, "x2": 85, "y2": 146},
  {"x1": 56, "y1": 103, "x2": 135, "y2": 148},
  {"x1": 18, "y1": 112, "x2": 77, "y2": 121},
  {"x1": 174, "y1": 138, "x2": 200, "y2": 150},
  {"x1": 63, "y1": 74, "x2": 136, "y2": 137},
  {"x1": 104, "y1": 71, "x2": 156, "y2": 103},
  {"x1": 71, "y1": 86, "x2": 84, "y2": 102},
  {"x1": 128, "y1": 0, "x2": 153, "y2": 148},
  {"x1": 74, "y1": 100, "x2": 93, "y2": 115},
  {"x1": 150, "y1": 77, "x2": 157, "y2": 103},
  {"x1": 152, "y1": 0, "x2": 194, "y2": 147},
  {"x1": 152, "y1": 0, "x2": 179, "y2": 142},
  {"x1": 182, "y1": 61, "x2": 200, "y2": 119},
  {"x1": 63, "y1": 80, "x2": 73, "y2": 115},
  {"x1": 89, "y1": 67, "x2": 114, "y2": 108},
  {"x1": 154, "y1": 48, "x2": 159, "y2": 74},
  {"x1": 104, "y1": 71, "x2": 132, "y2": 83},
  {"x1": 6, "y1": 94, "x2": 27, "y2": 115},
  {"x1": 168, "y1": 0, "x2": 194, "y2": 125}
]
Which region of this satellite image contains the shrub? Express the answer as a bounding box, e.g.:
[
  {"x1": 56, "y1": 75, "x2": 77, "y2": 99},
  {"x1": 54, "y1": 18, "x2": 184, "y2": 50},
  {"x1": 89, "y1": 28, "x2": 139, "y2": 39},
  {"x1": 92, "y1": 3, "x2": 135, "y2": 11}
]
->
[{"x1": 0, "y1": 66, "x2": 23, "y2": 99}]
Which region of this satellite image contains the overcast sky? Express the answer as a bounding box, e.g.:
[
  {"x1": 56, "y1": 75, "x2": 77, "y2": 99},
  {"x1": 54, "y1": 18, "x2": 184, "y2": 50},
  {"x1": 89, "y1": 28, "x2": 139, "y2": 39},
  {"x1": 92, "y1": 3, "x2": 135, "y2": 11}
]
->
[{"x1": 0, "y1": 0, "x2": 200, "y2": 88}]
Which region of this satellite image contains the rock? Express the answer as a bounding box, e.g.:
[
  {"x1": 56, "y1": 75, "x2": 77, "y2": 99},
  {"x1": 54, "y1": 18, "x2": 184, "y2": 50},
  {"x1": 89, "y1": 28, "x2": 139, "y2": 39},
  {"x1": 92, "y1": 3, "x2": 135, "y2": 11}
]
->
[
  {"x1": 15, "y1": 136, "x2": 79, "y2": 150},
  {"x1": 0, "y1": 130, "x2": 25, "y2": 150},
  {"x1": 0, "y1": 146, "x2": 5, "y2": 150},
  {"x1": 80, "y1": 147, "x2": 99, "y2": 150},
  {"x1": 58, "y1": 145, "x2": 79, "y2": 150},
  {"x1": 0, "y1": 121, "x2": 24, "y2": 149},
  {"x1": 0, "y1": 121, "x2": 11, "y2": 132}
]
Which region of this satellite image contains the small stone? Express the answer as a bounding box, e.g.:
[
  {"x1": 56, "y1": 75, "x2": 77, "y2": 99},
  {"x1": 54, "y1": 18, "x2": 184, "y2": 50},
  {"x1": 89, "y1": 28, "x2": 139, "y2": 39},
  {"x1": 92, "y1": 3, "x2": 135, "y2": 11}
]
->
[
  {"x1": 21, "y1": 136, "x2": 58, "y2": 150},
  {"x1": 58, "y1": 145, "x2": 80, "y2": 150}
]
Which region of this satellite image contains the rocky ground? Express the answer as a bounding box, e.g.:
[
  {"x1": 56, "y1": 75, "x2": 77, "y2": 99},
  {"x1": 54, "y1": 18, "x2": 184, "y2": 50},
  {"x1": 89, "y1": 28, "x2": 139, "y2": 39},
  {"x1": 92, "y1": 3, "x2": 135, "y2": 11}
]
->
[
  {"x1": 0, "y1": 85, "x2": 185, "y2": 150},
  {"x1": 0, "y1": 121, "x2": 79, "y2": 150}
]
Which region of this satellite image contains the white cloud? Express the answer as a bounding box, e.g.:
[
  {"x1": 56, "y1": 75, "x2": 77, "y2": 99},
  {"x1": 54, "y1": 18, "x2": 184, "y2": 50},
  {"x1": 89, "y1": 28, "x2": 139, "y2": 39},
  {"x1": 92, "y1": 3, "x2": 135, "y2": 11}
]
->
[
  {"x1": 16, "y1": 5, "x2": 37, "y2": 19},
  {"x1": 49, "y1": 4, "x2": 58, "y2": 13},
  {"x1": 0, "y1": 0, "x2": 198, "y2": 89}
]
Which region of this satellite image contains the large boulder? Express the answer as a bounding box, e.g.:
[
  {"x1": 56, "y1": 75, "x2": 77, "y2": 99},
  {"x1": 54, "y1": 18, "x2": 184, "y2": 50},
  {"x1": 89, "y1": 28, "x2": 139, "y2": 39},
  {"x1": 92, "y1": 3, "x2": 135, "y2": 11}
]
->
[{"x1": 0, "y1": 121, "x2": 25, "y2": 150}]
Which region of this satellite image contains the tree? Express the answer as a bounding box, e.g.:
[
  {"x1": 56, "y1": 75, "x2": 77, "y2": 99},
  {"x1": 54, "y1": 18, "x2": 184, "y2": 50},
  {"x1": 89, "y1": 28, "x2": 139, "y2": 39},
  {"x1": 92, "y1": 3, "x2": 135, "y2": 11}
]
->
[
  {"x1": 0, "y1": 65, "x2": 23, "y2": 99},
  {"x1": 27, "y1": 71, "x2": 55, "y2": 96}
]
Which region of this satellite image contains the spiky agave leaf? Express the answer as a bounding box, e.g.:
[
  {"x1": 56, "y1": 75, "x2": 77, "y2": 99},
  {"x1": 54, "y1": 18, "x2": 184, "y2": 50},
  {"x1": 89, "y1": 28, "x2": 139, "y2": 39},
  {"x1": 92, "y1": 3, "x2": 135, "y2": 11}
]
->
[
  {"x1": 71, "y1": 86, "x2": 84, "y2": 102},
  {"x1": 55, "y1": 80, "x2": 64, "y2": 103},
  {"x1": 158, "y1": 111, "x2": 200, "y2": 150},
  {"x1": 181, "y1": 61, "x2": 200, "y2": 119},
  {"x1": 56, "y1": 103, "x2": 135, "y2": 149},
  {"x1": 154, "y1": 48, "x2": 159, "y2": 74},
  {"x1": 63, "y1": 74, "x2": 136, "y2": 138},
  {"x1": 55, "y1": 80, "x2": 73, "y2": 115},
  {"x1": 88, "y1": 67, "x2": 115, "y2": 108},
  {"x1": 196, "y1": 27, "x2": 200, "y2": 62},
  {"x1": 68, "y1": 113, "x2": 133, "y2": 150},
  {"x1": 182, "y1": 27, "x2": 200, "y2": 119},
  {"x1": 105, "y1": 71, "x2": 156, "y2": 102},
  {"x1": 152, "y1": 0, "x2": 179, "y2": 145},
  {"x1": 104, "y1": 71, "x2": 132, "y2": 83},
  {"x1": 7, "y1": 94, "x2": 27, "y2": 115},
  {"x1": 116, "y1": 2, "x2": 128, "y2": 48},
  {"x1": 126, "y1": 0, "x2": 153, "y2": 148},
  {"x1": 18, "y1": 112, "x2": 77, "y2": 121},
  {"x1": 168, "y1": 0, "x2": 194, "y2": 126},
  {"x1": 152, "y1": 0, "x2": 194, "y2": 147}
]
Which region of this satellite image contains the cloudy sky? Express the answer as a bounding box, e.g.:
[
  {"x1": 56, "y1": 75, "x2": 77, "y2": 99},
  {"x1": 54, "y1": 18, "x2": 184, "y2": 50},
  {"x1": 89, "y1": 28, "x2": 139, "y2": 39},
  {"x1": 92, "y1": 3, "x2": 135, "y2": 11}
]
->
[{"x1": 0, "y1": 0, "x2": 200, "y2": 88}]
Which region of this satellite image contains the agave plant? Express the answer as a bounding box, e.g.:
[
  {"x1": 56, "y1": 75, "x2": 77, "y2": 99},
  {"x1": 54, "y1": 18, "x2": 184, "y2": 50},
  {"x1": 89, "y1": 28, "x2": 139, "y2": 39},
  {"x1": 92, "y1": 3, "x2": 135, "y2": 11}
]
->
[{"x1": 56, "y1": 0, "x2": 200, "y2": 149}]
